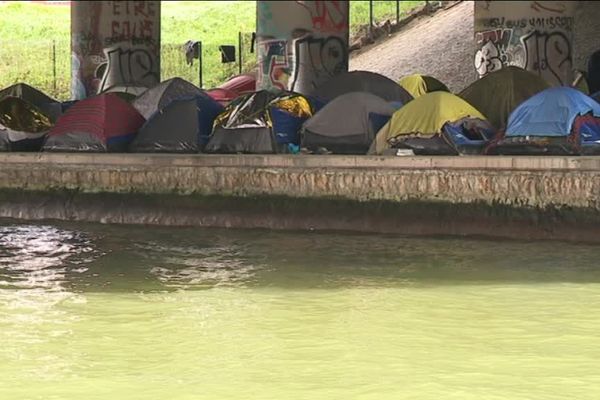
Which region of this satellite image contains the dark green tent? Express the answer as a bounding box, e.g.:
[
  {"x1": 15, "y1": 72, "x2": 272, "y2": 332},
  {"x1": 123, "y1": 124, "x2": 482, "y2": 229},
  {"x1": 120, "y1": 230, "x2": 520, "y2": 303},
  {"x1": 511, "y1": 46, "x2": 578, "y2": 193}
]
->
[{"x1": 458, "y1": 66, "x2": 550, "y2": 130}]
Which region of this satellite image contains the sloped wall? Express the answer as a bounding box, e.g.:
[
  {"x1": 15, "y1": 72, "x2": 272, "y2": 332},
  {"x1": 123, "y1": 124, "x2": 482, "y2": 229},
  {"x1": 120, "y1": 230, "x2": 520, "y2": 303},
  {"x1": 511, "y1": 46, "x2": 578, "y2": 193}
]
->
[{"x1": 573, "y1": 1, "x2": 600, "y2": 72}]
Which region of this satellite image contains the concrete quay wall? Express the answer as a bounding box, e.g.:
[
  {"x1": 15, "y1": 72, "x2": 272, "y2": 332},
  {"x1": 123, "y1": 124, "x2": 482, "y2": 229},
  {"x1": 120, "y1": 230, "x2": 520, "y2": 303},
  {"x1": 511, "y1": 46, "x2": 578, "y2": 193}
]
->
[{"x1": 1, "y1": 153, "x2": 600, "y2": 242}]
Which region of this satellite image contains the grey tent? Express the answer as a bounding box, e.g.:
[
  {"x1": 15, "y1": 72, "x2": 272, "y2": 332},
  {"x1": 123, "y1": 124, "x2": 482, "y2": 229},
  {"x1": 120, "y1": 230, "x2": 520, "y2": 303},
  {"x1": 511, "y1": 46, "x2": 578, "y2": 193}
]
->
[
  {"x1": 132, "y1": 77, "x2": 205, "y2": 120},
  {"x1": 309, "y1": 71, "x2": 413, "y2": 104},
  {"x1": 0, "y1": 83, "x2": 62, "y2": 123},
  {"x1": 301, "y1": 92, "x2": 397, "y2": 154},
  {"x1": 130, "y1": 95, "x2": 224, "y2": 153}
]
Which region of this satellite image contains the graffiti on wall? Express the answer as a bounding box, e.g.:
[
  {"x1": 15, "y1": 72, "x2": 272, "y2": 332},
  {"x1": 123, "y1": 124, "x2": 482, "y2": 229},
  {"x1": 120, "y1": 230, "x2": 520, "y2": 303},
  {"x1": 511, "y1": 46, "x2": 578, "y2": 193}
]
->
[
  {"x1": 521, "y1": 30, "x2": 572, "y2": 86},
  {"x1": 474, "y1": 28, "x2": 523, "y2": 76},
  {"x1": 97, "y1": 47, "x2": 159, "y2": 92},
  {"x1": 290, "y1": 35, "x2": 347, "y2": 92},
  {"x1": 259, "y1": 40, "x2": 290, "y2": 91},
  {"x1": 474, "y1": 1, "x2": 575, "y2": 86},
  {"x1": 72, "y1": 1, "x2": 160, "y2": 99},
  {"x1": 257, "y1": 1, "x2": 349, "y2": 94},
  {"x1": 104, "y1": 1, "x2": 158, "y2": 46},
  {"x1": 296, "y1": 1, "x2": 347, "y2": 33}
]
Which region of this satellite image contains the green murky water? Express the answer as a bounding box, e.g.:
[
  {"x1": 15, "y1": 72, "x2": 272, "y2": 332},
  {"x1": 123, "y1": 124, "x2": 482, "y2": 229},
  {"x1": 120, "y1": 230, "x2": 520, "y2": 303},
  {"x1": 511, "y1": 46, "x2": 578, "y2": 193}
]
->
[{"x1": 1, "y1": 221, "x2": 600, "y2": 399}]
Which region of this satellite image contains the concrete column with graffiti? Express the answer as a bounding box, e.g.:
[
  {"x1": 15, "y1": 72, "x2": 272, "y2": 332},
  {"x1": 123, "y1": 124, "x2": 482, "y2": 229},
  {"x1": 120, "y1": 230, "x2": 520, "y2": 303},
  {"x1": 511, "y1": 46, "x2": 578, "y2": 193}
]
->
[
  {"x1": 256, "y1": 0, "x2": 349, "y2": 95},
  {"x1": 71, "y1": 1, "x2": 161, "y2": 100},
  {"x1": 474, "y1": 1, "x2": 575, "y2": 86}
]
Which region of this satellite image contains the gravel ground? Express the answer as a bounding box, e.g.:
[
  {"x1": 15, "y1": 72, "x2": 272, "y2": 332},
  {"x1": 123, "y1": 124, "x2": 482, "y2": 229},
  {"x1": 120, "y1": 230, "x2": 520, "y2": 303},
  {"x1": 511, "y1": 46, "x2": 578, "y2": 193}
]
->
[{"x1": 349, "y1": 1, "x2": 476, "y2": 93}]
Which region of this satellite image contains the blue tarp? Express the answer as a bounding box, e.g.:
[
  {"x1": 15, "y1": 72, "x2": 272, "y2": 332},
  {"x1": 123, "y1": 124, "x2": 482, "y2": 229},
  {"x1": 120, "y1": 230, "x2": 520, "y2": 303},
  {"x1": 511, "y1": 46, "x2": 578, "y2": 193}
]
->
[
  {"x1": 195, "y1": 95, "x2": 225, "y2": 145},
  {"x1": 506, "y1": 87, "x2": 600, "y2": 137},
  {"x1": 270, "y1": 107, "x2": 305, "y2": 145}
]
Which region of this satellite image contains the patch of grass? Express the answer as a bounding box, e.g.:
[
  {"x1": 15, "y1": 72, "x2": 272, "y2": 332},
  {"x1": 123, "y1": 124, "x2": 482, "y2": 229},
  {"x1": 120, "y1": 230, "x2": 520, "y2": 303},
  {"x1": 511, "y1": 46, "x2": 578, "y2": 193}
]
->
[
  {"x1": 0, "y1": 1, "x2": 424, "y2": 100},
  {"x1": 350, "y1": 1, "x2": 425, "y2": 36}
]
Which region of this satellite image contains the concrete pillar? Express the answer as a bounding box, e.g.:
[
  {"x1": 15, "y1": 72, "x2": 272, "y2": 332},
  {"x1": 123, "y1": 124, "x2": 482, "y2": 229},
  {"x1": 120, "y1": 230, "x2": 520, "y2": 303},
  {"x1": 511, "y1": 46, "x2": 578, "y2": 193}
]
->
[
  {"x1": 71, "y1": 1, "x2": 161, "y2": 100},
  {"x1": 473, "y1": 1, "x2": 576, "y2": 86},
  {"x1": 256, "y1": 1, "x2": 349, "y2": 95}
]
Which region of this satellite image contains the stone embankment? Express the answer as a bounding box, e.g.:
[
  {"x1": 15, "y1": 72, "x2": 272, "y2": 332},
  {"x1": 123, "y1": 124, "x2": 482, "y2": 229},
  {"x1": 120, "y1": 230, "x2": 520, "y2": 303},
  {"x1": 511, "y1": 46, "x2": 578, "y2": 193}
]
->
[{"x1": 1, "y1": 153, "x2": 600, "y2": 242}]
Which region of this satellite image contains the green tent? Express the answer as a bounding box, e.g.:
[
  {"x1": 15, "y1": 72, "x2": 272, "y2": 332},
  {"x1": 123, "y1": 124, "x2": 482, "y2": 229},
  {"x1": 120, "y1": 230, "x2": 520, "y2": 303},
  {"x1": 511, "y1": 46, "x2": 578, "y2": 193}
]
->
[{"x1": 458, "y1": 66, "x2": 550, "y2": 130}]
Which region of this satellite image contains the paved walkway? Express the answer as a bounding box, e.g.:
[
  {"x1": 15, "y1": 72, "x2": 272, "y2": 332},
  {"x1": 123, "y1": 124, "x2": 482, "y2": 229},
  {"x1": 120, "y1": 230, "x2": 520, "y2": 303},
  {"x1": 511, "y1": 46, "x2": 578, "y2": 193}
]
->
[{"x1": 350, "y1": 1, "x2": 475, "y2": 93}]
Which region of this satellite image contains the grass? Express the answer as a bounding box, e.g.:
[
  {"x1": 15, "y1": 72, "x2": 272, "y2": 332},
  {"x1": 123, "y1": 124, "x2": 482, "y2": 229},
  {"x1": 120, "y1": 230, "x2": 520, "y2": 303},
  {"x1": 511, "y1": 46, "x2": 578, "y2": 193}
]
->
[{"x1": 0, "y1": 1, "x2": 424, "y2": 100}]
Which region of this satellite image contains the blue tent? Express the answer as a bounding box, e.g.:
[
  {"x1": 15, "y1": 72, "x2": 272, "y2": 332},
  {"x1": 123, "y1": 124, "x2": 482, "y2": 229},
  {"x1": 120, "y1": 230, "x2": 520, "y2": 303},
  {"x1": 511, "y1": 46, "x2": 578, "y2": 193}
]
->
[
  {"x1": 488, "y1": 87, "x2": 600, "y2": 155},
  {"x1": 506, "y1": 87, "x2": 600, "y2": 137},
  {"x1": 592, "y1": 91, "x2": 600, "y2": 104}
]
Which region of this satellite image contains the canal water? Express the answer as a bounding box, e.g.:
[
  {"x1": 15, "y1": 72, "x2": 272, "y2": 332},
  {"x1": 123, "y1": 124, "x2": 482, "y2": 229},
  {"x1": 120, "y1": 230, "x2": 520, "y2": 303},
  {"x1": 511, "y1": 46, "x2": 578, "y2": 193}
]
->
[{"x1": 1, "y1": 221, "x2": 600, "y2": 399}]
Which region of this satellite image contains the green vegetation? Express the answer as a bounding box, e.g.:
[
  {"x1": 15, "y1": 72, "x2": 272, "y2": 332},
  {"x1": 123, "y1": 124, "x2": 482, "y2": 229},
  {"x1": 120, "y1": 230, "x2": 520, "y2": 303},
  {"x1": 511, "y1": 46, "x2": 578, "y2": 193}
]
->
[
  {"x1": 0, "y1": 1, "x2": 424, "y2": 100},
  {"x1": 350, "y1": 0, "x2": 425, "y2": 35}
]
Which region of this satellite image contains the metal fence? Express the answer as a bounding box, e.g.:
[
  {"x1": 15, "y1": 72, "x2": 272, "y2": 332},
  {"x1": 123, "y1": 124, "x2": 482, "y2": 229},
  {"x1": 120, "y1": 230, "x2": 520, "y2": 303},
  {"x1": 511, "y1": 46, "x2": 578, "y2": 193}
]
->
[
  {"x1": 162, "y1": 32, "x2": 256, "y2": 90},
  {"x1": 0, "y1": 1, "x2": 426, "y2": 101},
  {"x1": 350, "y1": 0, "x2": 427, "y2": 37},
  {"x1": 0, "y1": 39, "x2": 71, "y2": 100}
]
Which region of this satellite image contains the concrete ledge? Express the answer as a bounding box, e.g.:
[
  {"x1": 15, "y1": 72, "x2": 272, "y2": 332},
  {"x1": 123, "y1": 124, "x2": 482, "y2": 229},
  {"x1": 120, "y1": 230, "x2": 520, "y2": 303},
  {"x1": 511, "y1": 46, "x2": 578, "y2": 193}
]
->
[
  {"x1": 4, "y1": 152, "x2": 600, "y2": 171},
  {"x1": 1, "y1": 153, "x2": 600, "y2": 242}
]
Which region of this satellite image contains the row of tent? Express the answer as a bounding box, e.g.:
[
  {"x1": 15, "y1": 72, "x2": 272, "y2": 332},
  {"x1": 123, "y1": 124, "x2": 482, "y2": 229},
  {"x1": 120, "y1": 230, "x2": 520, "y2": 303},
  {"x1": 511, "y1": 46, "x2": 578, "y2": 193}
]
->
[{"x1": 2, "y1": 67, "x2": 600, "y2": 156}]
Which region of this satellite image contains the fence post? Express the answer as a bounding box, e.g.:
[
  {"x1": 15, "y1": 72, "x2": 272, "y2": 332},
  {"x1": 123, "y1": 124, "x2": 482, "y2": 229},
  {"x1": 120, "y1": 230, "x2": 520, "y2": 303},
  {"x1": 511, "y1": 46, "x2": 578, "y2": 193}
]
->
[
  {"x1": 396, "y1": 0, "x2": 400, "y2": 24},
  {"x1": 238, "y1": 31, "x2": 243, "y2": 75},
  {"x1": 52, "y1": 40, "x2": 57, "y2": 96},
  {"x1": 198, "y1": 41, "x2": 203, "y2": 88},
  {"x1": 369, "y1": 0, "x2": 373, "y2": 36}
]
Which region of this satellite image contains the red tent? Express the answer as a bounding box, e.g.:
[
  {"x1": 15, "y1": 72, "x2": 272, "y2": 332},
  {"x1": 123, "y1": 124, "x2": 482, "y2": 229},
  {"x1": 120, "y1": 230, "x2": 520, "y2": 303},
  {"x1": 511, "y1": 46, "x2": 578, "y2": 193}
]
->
[
  {"x1": 206, "y1": 88, "x2": 239, "y2": 106},
  {"x1": 44, "y1": 93, "x2": 145, "y2": 152},
  {"x1": 218, "y1": 73, "x2": 256, "y2": 96}
]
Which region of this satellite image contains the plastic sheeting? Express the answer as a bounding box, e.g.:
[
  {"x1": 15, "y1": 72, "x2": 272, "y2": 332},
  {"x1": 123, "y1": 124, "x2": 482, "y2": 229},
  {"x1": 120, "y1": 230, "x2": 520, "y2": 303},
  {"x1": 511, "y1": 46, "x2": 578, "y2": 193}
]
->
[
  {"x1": 206, "y1": 90, "x2": 314, "y2": 154},
  {"x1": 0, "y1": 97, "x2": 52, "y2": 152},
  {"x1": 0, "y1": 83, "x2": 62, "y2": 123}
]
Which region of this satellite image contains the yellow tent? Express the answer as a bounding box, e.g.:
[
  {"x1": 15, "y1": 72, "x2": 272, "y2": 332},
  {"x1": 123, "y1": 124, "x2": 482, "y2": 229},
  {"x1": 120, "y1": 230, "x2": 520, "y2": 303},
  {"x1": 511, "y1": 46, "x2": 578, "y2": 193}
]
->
[
  {"x1": 398, "y1": 74, "x2": 449, "y2": 98},
  {"x1": 368, "y1": 91, "x2": 486, "y2": 154}
]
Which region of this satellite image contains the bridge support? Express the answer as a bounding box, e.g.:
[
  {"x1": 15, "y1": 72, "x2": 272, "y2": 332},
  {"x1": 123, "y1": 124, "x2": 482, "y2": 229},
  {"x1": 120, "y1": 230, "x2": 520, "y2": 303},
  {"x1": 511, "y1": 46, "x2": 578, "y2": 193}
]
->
[
  {"x1": 474, "y1": 1, "x2": 576, "y2": 86},
  {"x1": 71, "y1": 1, "x2": 161, "y2": 99},
  {"x1": 256, "y1": 1, "x2": 349, "y2": 95}
]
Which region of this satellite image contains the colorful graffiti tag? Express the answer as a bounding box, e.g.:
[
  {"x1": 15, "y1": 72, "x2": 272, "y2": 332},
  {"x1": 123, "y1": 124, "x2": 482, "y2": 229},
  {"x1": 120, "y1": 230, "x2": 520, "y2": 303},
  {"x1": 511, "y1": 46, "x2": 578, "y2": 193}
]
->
[
  {"x1": 256, "y1": 1, "x2": 349, "y2": 95},
  {"x1": 259, "y1": 40, "x2": 290, "y2": 91},
  {"x1": 71, "y1": 1, "x2": 160, "y2": 99},
  {"x1": 474, "y1": 1, "x2": 575, "y2": 86},
  {"x1": 296, "y1": 0, "x2": 348, "y2": 33}
]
